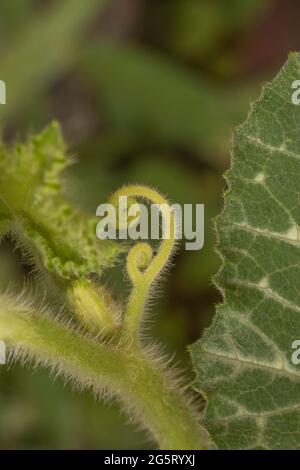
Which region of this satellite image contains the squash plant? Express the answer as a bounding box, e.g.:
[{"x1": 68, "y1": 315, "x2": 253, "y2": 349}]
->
[{"x1": 1, "y1": 53, "x2": 300, "y2": 450}]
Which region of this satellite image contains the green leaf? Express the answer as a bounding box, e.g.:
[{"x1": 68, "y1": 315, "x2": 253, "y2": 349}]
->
[
  {"x1": 0, "y1": 122, "x2": 121, "y2": 283},
  {"x1": 190, "y1": 53, "x2": 300, "y2": 449}
]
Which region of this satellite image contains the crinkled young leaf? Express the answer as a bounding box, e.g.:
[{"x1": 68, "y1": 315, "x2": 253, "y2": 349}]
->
[
  {"x1": 191, "y1": 53, "x2": 300, "y2": 449},
  {"x1": 0, "y1": 122, "x2": 121, "y2": 283}
]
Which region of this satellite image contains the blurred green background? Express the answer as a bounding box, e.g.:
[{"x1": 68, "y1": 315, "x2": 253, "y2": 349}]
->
[{"x1": 0, "y1": 0, "x2": 300, "y2": 449}]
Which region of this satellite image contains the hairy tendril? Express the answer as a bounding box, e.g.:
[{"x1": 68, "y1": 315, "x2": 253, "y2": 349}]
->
[{"x1": 108, "y1": 185, "x2": 176, "y2": 345}]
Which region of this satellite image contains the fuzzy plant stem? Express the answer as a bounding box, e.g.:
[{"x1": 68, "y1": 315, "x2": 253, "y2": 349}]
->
[
  {"x1": 0, "y1": 296, "x2": 214, "y2": 450},
  {"x1": 1, "y1": 185, "x2": 214, "y2": 449}
]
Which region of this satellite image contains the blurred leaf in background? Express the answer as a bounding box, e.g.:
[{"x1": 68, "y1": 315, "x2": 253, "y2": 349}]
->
[
  {"x1": 80, "y1": 42, "x2": 258, "y2": 164},
  {"x1": 0, "y1": 0, "x2": 108, "y2": 121},
  {"x1": 155, "y1": 0, "x2": 270, "y2": 64}
]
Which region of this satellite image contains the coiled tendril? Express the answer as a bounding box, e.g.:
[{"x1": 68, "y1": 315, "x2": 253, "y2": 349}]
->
[{"x1": 108, "y1": 185, "x2": 176, "y2": 344}]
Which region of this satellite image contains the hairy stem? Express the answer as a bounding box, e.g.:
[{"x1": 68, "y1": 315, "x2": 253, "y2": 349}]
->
[{"x1": 0, "y1": 295, "x2": 214, "y2": 450}]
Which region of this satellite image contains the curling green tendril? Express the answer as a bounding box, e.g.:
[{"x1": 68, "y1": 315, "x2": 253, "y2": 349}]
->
[{"x1": 108, "y1": 185, "x2": 176, "y2": 344}]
